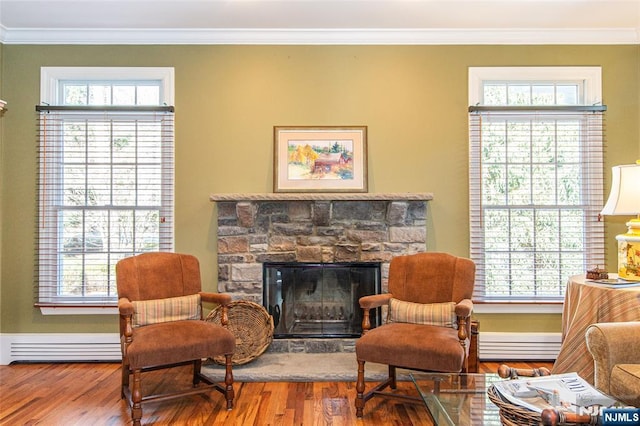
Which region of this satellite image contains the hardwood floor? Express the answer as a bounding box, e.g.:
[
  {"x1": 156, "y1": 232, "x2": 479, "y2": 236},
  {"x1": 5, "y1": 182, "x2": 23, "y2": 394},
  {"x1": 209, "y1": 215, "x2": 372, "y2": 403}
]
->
[{"x1": 0, "y1": 361, "x2": 552, "y2": 426}]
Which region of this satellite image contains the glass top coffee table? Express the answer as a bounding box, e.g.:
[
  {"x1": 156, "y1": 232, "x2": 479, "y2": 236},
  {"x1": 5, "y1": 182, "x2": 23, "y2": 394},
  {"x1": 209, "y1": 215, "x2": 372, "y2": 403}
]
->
[{"x1": 409, "y1": 372, "x2": 503, "y2": 425}]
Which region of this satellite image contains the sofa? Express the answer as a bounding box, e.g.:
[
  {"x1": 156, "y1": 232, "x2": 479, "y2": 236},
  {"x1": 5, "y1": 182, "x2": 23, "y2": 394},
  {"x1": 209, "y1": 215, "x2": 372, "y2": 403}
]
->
[{"x1": 585, "y1": 321, "x2": 640, "y2": 407}]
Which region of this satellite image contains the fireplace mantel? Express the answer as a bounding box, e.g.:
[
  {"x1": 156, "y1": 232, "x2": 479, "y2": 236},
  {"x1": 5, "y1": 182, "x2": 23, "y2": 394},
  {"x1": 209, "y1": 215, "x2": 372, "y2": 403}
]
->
[{"x1": 210, "y1": 192, "x2": 433, "y2": 202}]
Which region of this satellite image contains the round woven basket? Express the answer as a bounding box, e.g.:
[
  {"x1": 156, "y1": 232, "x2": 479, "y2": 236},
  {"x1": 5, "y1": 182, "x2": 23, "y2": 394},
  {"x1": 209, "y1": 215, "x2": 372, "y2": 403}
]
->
[
  {"x1": 487, "y1": 385, "x2": 542, "y2": 426},
  {"x1": 206, "y1": 300, "x2": 274, "y2": 365}
]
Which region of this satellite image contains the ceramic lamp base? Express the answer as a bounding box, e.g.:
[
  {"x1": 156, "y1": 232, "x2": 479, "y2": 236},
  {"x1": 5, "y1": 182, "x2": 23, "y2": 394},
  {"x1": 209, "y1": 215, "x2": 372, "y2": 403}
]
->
[{"x1": 616, "y1": 219, "x2": 640, "y2": 281}]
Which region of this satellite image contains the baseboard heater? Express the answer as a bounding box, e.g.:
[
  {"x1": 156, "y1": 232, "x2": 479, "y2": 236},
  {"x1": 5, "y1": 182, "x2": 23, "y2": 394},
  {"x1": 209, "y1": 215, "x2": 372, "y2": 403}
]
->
[
  {"x1": 1, "y1": 333, "x2": 122, "y2": 364},
  {"x1": 479, "y1": 332, "x2": 561, "y2": 361},
  {"x1": 1, "y1": 332, "x2": 561, "y2": 364}
]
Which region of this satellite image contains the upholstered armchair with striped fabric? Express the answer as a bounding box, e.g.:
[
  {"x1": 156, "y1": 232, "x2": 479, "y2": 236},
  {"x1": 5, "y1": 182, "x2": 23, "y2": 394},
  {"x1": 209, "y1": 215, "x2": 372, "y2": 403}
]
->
[
  {"x1": 116, "y1": 252, "x2": 236, "y2": 426},
  {"x1": 354, "y1": 252, "x2": 476, "y2": 417}
]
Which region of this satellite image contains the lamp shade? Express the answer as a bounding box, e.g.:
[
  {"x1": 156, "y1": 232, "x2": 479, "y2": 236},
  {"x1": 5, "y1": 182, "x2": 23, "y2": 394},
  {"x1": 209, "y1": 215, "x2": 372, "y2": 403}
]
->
[{"x1": 600, "y1": 163, "x2": 640, "y2": 216}]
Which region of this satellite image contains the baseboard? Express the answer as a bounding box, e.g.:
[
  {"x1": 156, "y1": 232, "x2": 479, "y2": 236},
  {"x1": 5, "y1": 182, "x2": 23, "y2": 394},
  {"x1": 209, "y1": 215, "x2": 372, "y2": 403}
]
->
[
  {"x1": 479, "y1": 332, "x2": 561, "y2": 361},
  {"x1": 1, "y1": 331, "x2": 561, "y2": 365},
  {"x1": 0, "y1": 333, "x2": 121, "y2": 365}
]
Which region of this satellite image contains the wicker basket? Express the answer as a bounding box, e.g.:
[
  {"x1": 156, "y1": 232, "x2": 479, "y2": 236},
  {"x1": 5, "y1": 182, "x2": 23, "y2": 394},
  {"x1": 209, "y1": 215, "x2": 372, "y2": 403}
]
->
[
  {"x1": 487, "y1": 385, "x2": 543, "y2": 426},
  {"x1": 206, "y1": 300, "x2": 274, "y2": 365}
]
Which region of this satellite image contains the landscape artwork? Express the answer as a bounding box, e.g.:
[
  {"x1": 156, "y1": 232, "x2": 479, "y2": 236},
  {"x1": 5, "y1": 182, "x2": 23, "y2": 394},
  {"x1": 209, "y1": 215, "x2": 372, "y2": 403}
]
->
[
  {"x1": 274, "y1": 126, "x2": 367, "y2": 193},
  {"x1": 287, "y1": 139, "x2": 354, "y2": 181}
]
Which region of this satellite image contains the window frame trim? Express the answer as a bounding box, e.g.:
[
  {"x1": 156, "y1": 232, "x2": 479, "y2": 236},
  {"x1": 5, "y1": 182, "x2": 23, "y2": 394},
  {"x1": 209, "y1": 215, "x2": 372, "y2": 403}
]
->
[
  {"x1": 37, "y1": 66, "x2": 175, "y2": 315},
  {"x1": 468, "y1": 66, "x2": 602, "y2": 106},
  {"x1": 468, "y1": 66, "x2": 604, "y2": 308},
  {"x1": 40, "y1": 67, "x2": 175, "y2": 105}
]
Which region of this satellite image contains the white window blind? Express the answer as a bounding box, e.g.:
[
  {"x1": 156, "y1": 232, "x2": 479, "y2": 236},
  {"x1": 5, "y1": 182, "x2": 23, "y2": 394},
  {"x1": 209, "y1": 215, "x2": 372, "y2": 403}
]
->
[
  {"x1": 468, "y1": 68, "x2": 605, "y2": 302},
  {"x1": 36, "y1": 106, "x2": 174, "y2": 306}
]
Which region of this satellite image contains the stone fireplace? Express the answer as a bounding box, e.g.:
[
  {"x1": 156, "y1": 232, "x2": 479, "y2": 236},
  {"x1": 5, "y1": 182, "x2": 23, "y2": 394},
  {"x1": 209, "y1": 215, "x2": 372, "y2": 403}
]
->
[{"x1": 210, "y1": 192, "x2": 432, "y2": 351}]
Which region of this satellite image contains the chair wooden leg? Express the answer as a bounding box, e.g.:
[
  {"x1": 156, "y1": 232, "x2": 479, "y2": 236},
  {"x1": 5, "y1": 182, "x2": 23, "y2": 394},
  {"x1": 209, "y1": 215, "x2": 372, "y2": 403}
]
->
[
  {"x1": 355, "y1": 359, "x2": 366, "y2": 417},
  {"x1": 121, "y1": 359, "x2": 129, "y2": 399},
  {"x1": 193, "y1": 359, "x2": 202, "y2": 386},
  {"x1": 224, "y1": 354, "x2": 234, "y2": 410},
  {"x1": 131, "y1": 369, "x2": 142, "y2": 426},
  {"x1": 389, "y1": 365, "x2": 397, "y2": 389},
  {"x1": 356, "y1": 360, "x2": 404, "y2": 417}
]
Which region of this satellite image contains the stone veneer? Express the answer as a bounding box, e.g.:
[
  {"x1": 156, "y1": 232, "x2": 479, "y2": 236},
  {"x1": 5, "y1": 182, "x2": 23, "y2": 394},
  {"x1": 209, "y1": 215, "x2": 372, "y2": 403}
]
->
[
  {"x1": 211, "y1": 192, "x2": 432, "y2": 298},
  {"x1": 210, "y1": 192, "x2": 433, "y2": 353}
]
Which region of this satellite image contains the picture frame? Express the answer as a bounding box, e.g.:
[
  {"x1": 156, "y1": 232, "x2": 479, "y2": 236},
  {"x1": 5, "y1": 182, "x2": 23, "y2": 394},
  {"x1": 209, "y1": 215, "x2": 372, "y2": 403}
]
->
[{"x1": 273, "y1": 126, "x2": 368, "y2": 193}]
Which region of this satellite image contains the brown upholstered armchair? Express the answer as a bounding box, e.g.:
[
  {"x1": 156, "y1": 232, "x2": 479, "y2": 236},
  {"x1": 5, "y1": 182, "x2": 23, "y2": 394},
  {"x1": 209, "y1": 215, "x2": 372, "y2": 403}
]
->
[
  {"x1": 355, "y1": 252, "x2": 476, "y2": 417},
  {"x1": 116, "y1": 252, "x2": 236, "y2": 426}
]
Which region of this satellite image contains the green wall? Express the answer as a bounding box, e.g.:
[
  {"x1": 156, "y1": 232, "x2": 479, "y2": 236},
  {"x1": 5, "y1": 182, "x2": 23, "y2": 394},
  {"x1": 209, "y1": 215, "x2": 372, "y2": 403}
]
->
[{"x1": 1, "y1": 44, "x2": 638, "y2": 335}]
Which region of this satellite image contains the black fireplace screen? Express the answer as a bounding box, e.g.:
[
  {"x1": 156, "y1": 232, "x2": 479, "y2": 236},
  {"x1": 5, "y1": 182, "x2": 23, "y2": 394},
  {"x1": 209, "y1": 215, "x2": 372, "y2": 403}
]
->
[{"x1": 263, "y1": 262, "x2": 381, "y2": 338}]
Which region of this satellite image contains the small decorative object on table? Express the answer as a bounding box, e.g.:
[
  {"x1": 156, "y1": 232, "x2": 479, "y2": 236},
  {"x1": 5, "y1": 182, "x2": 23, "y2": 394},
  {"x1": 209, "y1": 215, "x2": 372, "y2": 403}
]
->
[{"x1": 586, "y1": 266, "x2": 608, "y2": 280}]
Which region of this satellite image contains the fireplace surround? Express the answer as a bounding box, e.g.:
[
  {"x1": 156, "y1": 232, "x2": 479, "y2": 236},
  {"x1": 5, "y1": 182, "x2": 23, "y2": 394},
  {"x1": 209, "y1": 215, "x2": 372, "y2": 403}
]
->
[{"x1": 210, "y1": 192, "x2": 432, "y2": 351}]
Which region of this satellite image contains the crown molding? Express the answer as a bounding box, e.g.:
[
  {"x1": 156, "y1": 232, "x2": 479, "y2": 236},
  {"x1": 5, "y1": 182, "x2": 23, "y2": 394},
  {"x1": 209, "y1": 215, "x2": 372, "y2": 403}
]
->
[{"x1": 1, "y1": 27, "x2": 638, "y2": 45}]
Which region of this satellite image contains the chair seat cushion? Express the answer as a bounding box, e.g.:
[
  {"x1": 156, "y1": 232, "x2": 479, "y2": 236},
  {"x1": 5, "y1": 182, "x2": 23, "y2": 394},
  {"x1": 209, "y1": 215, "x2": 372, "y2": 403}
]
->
[
  {"x1": 126, "y1": 320, "x2": 235, "y2": 369},
  {"x1": 356, "y1": 322, "x2": 467, "y2": 372}
]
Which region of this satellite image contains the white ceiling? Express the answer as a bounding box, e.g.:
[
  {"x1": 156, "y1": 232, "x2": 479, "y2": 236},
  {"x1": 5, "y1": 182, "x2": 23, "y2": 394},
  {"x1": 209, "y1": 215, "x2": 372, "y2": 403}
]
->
[{"x1": 1, "y1": 0, "x2": 639, "y2": 45}]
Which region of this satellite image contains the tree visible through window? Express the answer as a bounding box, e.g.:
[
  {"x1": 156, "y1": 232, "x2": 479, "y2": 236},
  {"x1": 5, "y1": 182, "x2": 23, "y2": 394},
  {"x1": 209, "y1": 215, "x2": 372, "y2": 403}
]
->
[
  {"x1": 37, "y1": 67, "x2": 175, "y2": 307},
  {"x1": 468, "y1": 67, "x2": 605, "y2": 302}
]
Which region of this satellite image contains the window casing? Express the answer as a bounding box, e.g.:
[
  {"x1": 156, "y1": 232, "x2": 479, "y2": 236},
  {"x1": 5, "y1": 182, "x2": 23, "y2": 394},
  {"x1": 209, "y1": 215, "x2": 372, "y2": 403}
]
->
[
  {"x1": 37, "y1": 67, "x2": 175, "y2": 309},
  {"x1": 468, "y1": 67, "x2": 605, "y2": 303}
]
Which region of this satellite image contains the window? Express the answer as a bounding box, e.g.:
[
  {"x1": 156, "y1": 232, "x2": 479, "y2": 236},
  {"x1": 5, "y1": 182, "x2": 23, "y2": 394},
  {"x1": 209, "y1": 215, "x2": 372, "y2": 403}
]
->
[
  {"x1": 37, "y1": 67, "x2": 175, "y2": 309},
  {"x1": 468, "y1": 67, "x2": 605, "y2": 303}
]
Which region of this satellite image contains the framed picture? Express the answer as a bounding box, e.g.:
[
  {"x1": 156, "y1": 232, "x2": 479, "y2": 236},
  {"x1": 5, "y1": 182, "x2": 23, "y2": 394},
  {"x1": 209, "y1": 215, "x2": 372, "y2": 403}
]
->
[{"x1": 273, "y1": 126, "x2": 368, "y2": 193}]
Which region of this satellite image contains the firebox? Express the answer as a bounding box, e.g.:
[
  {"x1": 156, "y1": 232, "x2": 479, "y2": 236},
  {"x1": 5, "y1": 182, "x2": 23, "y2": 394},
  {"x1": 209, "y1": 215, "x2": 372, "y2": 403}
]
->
[{"x1": 263, "y1": 262, "x2": 381, "y2": 338}]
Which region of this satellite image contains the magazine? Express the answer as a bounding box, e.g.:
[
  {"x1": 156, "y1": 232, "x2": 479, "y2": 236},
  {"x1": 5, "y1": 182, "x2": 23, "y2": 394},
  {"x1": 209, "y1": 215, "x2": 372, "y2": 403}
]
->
[{"x1": 492, "y1": 372, "x2": 617, "y2": 414}]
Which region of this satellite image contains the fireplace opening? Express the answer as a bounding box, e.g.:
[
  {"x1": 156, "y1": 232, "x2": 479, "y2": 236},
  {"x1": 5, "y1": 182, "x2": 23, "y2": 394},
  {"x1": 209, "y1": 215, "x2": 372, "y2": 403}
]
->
[{"x1": 263, "y1": 262, "x2": 381, "y2": 338}]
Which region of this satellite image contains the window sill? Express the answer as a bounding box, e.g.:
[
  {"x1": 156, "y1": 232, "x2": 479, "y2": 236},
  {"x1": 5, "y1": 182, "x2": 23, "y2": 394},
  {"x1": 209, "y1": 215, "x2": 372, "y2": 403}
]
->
[
  {"x1": 38, "y1": 306, "x2": 118, "y2": 315},
  {"x1": 473, "y1": 302, "x2": 563, "y2": 314}
]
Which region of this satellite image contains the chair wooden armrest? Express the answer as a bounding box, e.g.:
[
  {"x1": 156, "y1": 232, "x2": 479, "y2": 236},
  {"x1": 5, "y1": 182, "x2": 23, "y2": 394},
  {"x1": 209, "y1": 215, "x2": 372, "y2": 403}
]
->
[
  {"x1": 359, "y1": 293, "x2": 393, "y2": 310},
  {"x1": 200, "y1": 292, "x2": 232, "y2": 306},
  {"x1": 454, "y1": 298, "x2": 473, "y2": 318},
  {"x1": 199, "y1": 292, "x2": 232, "y2": 325},
  {"x1": 359, "y1": 293, "x2": 393, "y2": 334},
  {"x1": 118, "y1": 297, "x2": 134, "y2": 344},
  {"x1": 118, "y1": 297, "x2": 134, "y2": 315}
]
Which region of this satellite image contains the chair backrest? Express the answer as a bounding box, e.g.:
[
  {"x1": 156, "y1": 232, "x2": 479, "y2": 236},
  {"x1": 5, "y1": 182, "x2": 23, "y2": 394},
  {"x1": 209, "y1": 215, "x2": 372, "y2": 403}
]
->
[
  {"x1": 116, "y1": 252, "x2": 202, "y2": 302},
  {"x1": 387, "y1": 252, "x2": 475, "y2": 304}
]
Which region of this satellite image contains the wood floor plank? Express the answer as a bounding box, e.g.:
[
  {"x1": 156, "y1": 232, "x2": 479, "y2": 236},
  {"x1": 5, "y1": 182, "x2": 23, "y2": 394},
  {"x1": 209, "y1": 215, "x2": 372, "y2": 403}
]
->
[{"x1": 0, "y1": 360, "x2": 553, "y2": 425}]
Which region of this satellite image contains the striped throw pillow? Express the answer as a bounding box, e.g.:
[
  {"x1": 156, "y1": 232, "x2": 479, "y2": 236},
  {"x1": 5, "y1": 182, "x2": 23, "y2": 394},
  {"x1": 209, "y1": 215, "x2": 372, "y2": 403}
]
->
[
  {"x1": 132, "y1": 294, "x2": 201, "y2": 327},
  {"x1": 388, "y1": 298, "x2": 457, "y2": 329}
]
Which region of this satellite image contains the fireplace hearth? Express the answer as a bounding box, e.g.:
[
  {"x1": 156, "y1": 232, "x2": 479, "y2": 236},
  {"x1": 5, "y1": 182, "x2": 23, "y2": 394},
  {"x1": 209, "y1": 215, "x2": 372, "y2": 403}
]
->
[{"x1": 263, "y1": 262, "x2": 381, "y2": 338}]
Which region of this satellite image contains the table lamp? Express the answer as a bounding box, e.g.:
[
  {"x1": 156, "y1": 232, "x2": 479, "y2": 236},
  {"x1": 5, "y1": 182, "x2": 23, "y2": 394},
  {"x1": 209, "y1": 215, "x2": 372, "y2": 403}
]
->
[{"x1": 600, "y1": 162, "x2": 640, "y2": 281}]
